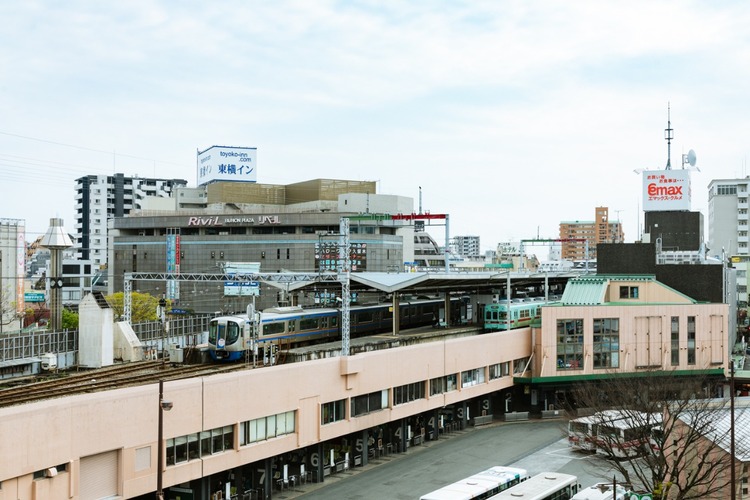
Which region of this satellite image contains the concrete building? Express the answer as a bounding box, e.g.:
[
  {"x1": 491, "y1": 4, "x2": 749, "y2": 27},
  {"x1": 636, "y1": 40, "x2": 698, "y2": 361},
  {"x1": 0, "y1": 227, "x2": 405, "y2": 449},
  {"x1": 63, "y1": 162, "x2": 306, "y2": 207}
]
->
[
  {"x1": 74, "y1": 173, "x2": 187, "y2": 268},
  {"x1": 0, "y1": 218, "x2": 25, "y2": 333},
  {"x1": 109, "y1": 179, "x2": 416, "y2": 312},
  {"x1": 708, "y1": 177, "x2": 750, "y2": 311},
  {"x1": 559, "y1": 207, "x2": 624, "y2": 261},
  {"x1": 453, "y1": 236, "x2": 480, "y2": 259}
]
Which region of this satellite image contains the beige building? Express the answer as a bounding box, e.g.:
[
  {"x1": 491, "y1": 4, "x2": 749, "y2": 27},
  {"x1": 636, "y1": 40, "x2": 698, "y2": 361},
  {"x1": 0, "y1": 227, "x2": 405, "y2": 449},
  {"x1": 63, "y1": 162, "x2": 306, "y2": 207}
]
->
[
  {"x1": 559, "y1": 207, "x2": 624, "y2": 261},
  {"x1": 0, "y1": 274, "x2": 729, "y2": 499}
]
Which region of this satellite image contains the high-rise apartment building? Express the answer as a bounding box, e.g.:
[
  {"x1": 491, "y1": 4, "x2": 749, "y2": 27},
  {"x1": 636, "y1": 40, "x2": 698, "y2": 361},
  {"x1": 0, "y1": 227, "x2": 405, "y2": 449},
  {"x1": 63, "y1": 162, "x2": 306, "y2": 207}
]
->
[
  {"x1": 453, "y1": 236, "x2": 480, "y2": 259},
  {"x1": 708, "y1": 177, "x2": 750, "y2": 308},
  {"x1": 708, "y1": 178, "x2": 750, "y2": 258},
  {"x1": 559, "y1": 207, "x2": 624, "y2": 261},
  {"x1": 75, "y1": 174, "x2": 187, "y2": 268}
]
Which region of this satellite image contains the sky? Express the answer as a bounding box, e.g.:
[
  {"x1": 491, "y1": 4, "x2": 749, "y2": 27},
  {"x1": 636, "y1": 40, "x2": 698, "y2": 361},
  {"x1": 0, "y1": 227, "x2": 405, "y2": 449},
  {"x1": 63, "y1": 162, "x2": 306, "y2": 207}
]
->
[{"x1": 2, "y1": 1, "x2": 750, "y2": 254}]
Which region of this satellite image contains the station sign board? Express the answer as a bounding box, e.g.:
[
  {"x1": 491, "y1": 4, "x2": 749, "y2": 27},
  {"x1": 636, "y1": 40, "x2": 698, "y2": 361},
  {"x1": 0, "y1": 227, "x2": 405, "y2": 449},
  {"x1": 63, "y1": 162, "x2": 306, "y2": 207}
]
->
[{"x1": 24, "y1": 292, "x2": 45, "y2": 303}]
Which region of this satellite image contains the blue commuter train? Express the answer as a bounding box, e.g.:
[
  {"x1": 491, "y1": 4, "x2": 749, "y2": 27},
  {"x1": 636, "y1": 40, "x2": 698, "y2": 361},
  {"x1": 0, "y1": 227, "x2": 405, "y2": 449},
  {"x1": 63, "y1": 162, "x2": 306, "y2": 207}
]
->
[{"x1": 208, "y1": 297, "x2": 465, "y2": 361}]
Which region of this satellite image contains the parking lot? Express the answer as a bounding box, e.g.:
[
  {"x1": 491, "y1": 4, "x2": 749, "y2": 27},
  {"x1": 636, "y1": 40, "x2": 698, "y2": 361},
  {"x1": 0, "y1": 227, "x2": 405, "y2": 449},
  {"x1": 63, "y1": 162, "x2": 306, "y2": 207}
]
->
[{"x1": 271, "y1": 418, "x2": 613, "y2": 500}]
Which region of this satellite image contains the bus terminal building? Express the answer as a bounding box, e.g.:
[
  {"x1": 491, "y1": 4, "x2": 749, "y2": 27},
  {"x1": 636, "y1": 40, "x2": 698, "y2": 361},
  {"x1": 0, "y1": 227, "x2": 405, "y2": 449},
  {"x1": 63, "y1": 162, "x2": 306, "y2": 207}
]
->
[{"x1": 0, "y1": 269, "x2": 731, "y2": 500}]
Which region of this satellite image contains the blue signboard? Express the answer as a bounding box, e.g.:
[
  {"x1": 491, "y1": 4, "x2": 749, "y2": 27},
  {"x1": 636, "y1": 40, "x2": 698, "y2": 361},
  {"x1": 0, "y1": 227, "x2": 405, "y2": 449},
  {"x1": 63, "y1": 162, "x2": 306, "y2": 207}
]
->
[{"x1": 25, "y1": 292, "x2": 46, "y2": 303}]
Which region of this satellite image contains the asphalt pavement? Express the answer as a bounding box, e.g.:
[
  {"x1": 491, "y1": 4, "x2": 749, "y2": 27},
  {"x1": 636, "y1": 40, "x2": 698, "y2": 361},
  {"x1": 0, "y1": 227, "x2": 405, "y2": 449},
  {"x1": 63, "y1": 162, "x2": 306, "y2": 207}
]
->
[{"x1": 270, "y1": 418, "x2": 615, "y2": 500}]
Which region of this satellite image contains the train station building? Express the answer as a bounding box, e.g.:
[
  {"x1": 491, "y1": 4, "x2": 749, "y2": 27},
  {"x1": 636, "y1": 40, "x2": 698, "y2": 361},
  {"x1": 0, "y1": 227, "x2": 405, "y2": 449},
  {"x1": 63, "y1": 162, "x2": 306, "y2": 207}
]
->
[{"x1": 0, "y1": 265, "x2": 732, "y2": 500}]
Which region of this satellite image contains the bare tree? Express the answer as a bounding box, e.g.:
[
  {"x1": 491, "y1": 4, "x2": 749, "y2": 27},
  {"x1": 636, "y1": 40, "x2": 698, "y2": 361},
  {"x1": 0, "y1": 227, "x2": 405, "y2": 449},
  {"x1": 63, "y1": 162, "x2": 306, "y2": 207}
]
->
[{"x1": 568, "y1": 371, "x2": 744, "y2": 499}]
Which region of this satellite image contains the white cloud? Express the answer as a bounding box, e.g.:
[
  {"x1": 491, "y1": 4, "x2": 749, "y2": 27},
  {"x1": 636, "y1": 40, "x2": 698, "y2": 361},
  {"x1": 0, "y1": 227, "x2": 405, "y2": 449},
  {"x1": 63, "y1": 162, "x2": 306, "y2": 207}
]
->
[{"x1": 2, "y1": 1, "x2": 750, "y2": 248}]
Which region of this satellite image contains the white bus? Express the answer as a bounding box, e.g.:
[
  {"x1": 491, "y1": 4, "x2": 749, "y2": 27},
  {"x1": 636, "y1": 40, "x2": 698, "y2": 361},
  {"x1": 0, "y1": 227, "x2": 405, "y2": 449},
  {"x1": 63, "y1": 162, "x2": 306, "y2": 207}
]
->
[
  {"x1": 594, "y1": 411, "x2": 661, "y2": 459},
  {"x1": 488, "y1": 472, "x2": 580, "y2": 500},
  {"x1": 567, "y1": 410, "x2": 627, "y2": 452},
  {"x1": 419, "y1": 466, "x2": 530, "y2": 500}
]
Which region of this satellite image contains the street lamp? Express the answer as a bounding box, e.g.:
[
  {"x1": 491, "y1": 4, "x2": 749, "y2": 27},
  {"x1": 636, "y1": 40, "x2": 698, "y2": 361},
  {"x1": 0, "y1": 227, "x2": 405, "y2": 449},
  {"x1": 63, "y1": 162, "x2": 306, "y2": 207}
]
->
[{"x1": 156, "y1": 379, "x2": 173, "y2": 500}]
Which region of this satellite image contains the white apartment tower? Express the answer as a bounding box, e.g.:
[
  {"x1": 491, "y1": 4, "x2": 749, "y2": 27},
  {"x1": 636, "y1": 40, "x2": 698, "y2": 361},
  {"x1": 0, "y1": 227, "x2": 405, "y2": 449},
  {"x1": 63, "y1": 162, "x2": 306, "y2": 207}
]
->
[
  {"x1": 74, "y1": 174, "x2": 187, "y2": 268},
  {"x1": 453, "y1": 236, "x2": 481, "y2": 259},
  {"x1": 708, "y1": 178, "x2": 749, "y2": 258},
  {"x1": 708, "y1": 177, "x2": 750, "y2": 307}
]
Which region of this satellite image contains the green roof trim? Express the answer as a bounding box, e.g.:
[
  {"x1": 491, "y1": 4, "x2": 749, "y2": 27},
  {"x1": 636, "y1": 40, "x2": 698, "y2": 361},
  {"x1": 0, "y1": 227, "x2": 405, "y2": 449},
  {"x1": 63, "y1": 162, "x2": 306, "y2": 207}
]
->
[
  {"x1": 559, "y1": 274, "x2": 699, "y2": 306},
  {"x1": 513, "y1": 368, "x2": 725, "y2": 385}
]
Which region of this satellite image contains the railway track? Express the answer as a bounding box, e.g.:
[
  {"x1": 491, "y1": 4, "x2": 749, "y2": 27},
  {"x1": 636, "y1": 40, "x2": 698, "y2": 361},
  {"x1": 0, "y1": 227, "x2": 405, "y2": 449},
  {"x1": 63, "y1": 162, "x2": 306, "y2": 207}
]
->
[{"x1": 0, "y1": 360, "x2": 250, "y2": 408}]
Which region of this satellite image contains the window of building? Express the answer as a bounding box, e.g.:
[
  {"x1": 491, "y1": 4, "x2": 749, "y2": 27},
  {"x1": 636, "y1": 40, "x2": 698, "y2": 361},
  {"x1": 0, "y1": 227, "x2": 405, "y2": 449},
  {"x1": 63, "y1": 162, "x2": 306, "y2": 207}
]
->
[
  {"x1": 430, "y1": 374, "x2": 457, "y2": 396},
  {"x1": 461, "y1": 368, "x2": 485, "y2": 388},
  {"x1": 687, "y1": 316, "x2": 696, "y2": 365},
  {"x1": 489, "y1": 362, "x2": 511, "y2": 379},
  {"x1": 557, "y1": 319, "x2": 584, "y2": 370},
  {"x1": 513, "y1": 357, "x2": 530, "y2": 375},
  {"x1": 393, "y1": 381, "x2": 426, "y2": 405},
  {"x1": 671, "y1": 316, "x2": 680, "y2": 366},
  {"x1": 167, "y1": 424, "x2": 235, "y2": 466},
  {"x1": 619, "y1": 286, "x2": 639, "y2": 299},
  {"x1": 321, "y1": 400, "x2": 345, "y2": 425},
  {"x1": 351, "y1": 390, "x2": 388, "y2": 417},
  {"x1": 593, "y1": 318, "x2": 619, "y2": 368},
  {"x1": 239, "y1": 411, "x2": 295, "y2": 445}
]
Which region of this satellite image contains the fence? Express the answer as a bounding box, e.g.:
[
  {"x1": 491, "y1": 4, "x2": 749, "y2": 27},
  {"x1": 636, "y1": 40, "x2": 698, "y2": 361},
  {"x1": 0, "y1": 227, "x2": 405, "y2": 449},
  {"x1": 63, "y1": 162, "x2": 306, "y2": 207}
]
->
[
  {"x1": 0, "y1": 315, "x2": 212, "y2": 363},
  {"x1": 0, "y1": 329, "x2": 78, "y2": 362}
]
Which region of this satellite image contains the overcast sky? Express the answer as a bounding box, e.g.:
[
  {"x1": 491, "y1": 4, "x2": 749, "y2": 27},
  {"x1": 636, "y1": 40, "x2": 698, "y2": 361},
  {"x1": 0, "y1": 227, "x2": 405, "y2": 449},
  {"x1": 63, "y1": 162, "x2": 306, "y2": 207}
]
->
[{"x1": 2, "y1": 1, "x2": 749, "y2": 254}]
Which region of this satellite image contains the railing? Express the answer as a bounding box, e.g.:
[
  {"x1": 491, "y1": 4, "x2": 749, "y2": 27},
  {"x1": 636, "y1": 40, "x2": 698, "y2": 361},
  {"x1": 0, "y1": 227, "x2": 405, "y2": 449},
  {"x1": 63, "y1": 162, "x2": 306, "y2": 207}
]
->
[
  {"x1": 0, "y1": 329, "x2": 78, "y2": 362},
  {"x1": 0, "y1": 315, "x2": 212, "y2": 363},
  {"x1": 131, "y1": 315, "x2": 212, "y2": 347}
]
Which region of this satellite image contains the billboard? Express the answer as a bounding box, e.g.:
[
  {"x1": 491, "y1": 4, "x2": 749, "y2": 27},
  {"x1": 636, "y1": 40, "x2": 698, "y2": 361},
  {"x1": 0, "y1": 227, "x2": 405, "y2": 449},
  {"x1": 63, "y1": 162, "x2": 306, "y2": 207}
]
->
[
  {"x1": 197, "y1": 145, "x2": 257, "y2": 186},
  {"x1": 642, "y1": 169, "x2": 691, "y2": 212},
  {"x1": 224, "y1": 262, "x2": 261, "y2": 297}
]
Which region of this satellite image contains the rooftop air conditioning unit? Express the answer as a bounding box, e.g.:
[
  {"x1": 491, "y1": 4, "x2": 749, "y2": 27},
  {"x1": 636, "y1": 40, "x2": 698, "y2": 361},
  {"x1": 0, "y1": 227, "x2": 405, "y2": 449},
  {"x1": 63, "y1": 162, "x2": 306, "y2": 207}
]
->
[{"x1": 44, "y1": 467, "x2": 58, "y2": 478}]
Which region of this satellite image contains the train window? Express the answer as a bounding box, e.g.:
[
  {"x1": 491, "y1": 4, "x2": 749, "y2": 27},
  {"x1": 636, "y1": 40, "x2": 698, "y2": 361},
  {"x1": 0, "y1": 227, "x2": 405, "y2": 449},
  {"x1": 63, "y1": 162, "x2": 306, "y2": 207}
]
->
[
  {"x1": 331, "y1": 316, "x2": 338, "y2": 327},
  {"x1": 263, "y1": 322, "x2": 285, "y2": 336},
  {"x1": 227, "y1": 321, "x2": 241, "y2": 344},
  {"x1": 208, "y1": 322, "x2": 221, "y2": 343},
  {"x1": 299, "y1": 318, "x2": 319, "y2": 330},
  {"x1": 357, "y1": 311, "x2": 374, "y2": 323}
]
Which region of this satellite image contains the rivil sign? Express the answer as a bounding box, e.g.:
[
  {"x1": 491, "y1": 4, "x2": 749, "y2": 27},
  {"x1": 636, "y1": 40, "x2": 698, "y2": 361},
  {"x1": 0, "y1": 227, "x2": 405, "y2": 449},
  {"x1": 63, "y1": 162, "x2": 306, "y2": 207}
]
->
[
  {"x1": 197, "y1": 145, "x2": 258, "y2": 186},
  {"x1": 187, "y1": 215, "x2": 281, "y2": 226},
  {"x1": 642, "y1": 169, "x2": 691, "y2": 212}
]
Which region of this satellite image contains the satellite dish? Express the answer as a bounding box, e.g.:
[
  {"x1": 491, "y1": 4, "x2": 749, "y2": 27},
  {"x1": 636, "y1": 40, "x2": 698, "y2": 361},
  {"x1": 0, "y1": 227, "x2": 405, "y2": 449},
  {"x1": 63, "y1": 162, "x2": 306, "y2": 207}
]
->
[
  {"x1": 687, "y1": 149, "x2": 697, "y2": 167},
  {"x1": 682, "y1": 149, "x2": 699, "y2": 171}
]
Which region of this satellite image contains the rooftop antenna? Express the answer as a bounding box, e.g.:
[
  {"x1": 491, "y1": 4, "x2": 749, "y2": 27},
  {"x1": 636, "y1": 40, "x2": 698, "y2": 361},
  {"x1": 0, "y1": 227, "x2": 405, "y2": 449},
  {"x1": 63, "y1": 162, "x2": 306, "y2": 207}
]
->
[
  {"x1": 418, "y1": 186, "x2": 422, "y2": 214},
  {"x1": 664, "y1": 103, "x2": 674, "y2": 170}
]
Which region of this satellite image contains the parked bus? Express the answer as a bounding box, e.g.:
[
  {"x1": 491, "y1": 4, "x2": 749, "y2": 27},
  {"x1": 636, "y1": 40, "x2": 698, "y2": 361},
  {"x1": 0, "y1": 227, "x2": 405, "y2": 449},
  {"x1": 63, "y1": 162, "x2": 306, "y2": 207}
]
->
[
  {"x1": 488, "y1": 472, "x2": 580, "y2": 500},
  {"x1": 567, "y1": 410, "x2": 627, "y2": 452},
  {"x1": 594, "y1": 411, "x2": 660, "y2": 459},
  {"x1": 419, "y1": 466, "x2": 530, "y2": 500}
]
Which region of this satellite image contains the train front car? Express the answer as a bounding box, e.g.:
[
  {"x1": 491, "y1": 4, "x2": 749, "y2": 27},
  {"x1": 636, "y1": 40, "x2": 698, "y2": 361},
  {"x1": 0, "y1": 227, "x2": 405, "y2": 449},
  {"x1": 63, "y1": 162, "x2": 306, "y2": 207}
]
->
[{"x1": 208, "y1": 315, "x2": 247, "y2": 361}]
